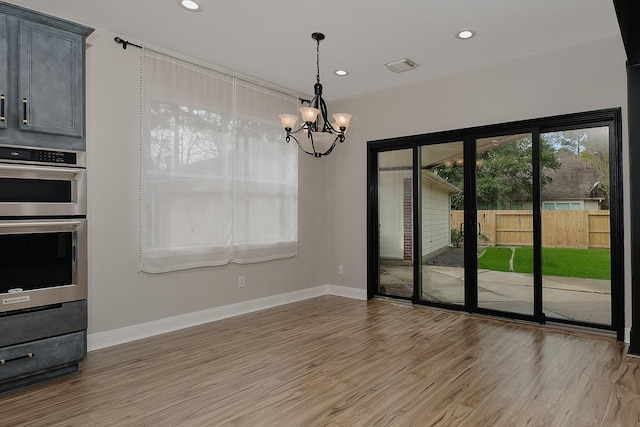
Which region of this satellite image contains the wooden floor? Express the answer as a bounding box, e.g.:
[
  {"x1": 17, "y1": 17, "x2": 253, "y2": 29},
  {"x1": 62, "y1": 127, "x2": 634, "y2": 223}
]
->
[{"x1": 2, "y1": 296, "x2": 639, "y2": 426}]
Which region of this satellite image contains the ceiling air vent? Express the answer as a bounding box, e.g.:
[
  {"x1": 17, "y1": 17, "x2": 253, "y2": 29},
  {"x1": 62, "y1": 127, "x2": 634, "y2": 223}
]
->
[{"x1": 385, "y1": 57, "x2": 419, "y2": 73}]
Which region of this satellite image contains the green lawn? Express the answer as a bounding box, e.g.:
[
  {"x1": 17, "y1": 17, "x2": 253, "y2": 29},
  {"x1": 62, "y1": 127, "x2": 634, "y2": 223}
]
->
[
  {"x1": 476, "y1": 247, "x2": 512, "y2": 272},
  {"x1": 477, "y1": 246, "x2": 610, "y2": 280}
]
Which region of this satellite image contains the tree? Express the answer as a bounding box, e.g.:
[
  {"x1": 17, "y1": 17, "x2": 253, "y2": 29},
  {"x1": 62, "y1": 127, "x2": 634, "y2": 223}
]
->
[
  {"x1": 581, "y1": 145, "x2": 610, "y2": 210},
  {"x1": 543, "y1": 130, "x2": 589, "y2": 155},
  {"x1": 148, "y1": 101, "x2": 229, "y2": 171},
  {"x1": 434, "y1": 161, "x2": 464, "y2": 209},
  {"x1": 433, "y1": 136, "x2": 560, "y2": 209},
  {"x1": 543, "y1": 128, "x2": 610, "y2": 209}
]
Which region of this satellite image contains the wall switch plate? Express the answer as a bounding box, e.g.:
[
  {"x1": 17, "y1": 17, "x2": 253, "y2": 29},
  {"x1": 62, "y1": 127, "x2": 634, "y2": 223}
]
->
[
  {"x1": 338, "y1": 265, "x2": 344, "y2": 275},
  {"x1": 238, "y1": 276, "x2": 246, "y2": 287}
]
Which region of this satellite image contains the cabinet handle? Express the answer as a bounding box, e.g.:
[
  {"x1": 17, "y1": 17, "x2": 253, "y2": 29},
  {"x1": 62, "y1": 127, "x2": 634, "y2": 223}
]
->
[
  {"x1": 0, "y1": 94, "x2": 5, "y2": 122},
  {"x1": 22, "y1": 98, "x2": 28, "y2": 124},
  {"x1": 0, "y1": 352, "x2": 34, "y2": 365}
]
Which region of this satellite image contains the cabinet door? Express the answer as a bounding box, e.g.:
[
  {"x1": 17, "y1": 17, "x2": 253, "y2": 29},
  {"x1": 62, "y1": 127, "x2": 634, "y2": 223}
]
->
[
  {"x1": 18, "y1": 19, "x2": 83, "y2": 137},
  {"x1": 0, "y1": 14, "x2": 7, "y2": 130}
]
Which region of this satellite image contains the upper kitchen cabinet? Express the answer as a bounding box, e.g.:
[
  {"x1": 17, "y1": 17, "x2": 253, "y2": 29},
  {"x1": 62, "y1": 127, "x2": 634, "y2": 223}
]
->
[{"x1": 0, "y1": 2, "x2": 93, "y2": 151}]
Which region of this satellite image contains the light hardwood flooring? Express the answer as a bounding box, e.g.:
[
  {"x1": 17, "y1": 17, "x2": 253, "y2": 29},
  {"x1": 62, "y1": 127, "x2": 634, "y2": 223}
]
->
[{"x1": 1, "y1": 296, "x2": 639, "y2": 426}]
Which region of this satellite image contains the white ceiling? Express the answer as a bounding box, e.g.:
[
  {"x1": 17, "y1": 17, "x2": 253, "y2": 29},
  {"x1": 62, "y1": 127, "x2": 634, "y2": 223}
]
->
[{"x1": 5, "y1": 0, "x2": 622, "y2": 101}]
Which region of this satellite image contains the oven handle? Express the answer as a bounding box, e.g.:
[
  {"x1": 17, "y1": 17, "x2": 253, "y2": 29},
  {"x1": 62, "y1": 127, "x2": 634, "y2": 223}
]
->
[
  {"x1": 0, "y1": 220, "x2": 83, "y2": 233},
  {"x1": 0, "y1": 163, "x2": 82, "y2": 176}
]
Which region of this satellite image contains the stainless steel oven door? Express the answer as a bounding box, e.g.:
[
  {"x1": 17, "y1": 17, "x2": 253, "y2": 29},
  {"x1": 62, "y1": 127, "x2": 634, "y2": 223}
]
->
[
  {"x1": 0, "y1": 219, "x2": 87, "y2": 312},
  {"x1": 0, "y1": 163, "x2": 87, "y2": 217}
]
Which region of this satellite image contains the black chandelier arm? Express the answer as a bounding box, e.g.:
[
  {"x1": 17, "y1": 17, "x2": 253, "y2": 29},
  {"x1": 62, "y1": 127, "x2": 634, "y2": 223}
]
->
[
  {"x1": 338, "y1": 131, "x2": 346, "y2": 143},
  {"x1": 285, "y1": 132, "x2": 321, "y2": 157},
  {"x1": 286, "y1": 122, "x2": 343, "y2": 139},
  {"x1": 287, "y1": 123, "x2": 311, "y2": 136},
  {"x1": 318, "y1": 96, "x2": 329, "y2": 132},
  {"x1": 321, "y1": 138, "x2": 339, "y2": 156},
  {"x1": 306, "y1": 130, "x2": 321, "y2": 157},
  {"x1": 286, "y1": 128, "x2": 341, "y2": 157},
  {"x1": 318, "y1": 96, "x2": 338, "y2": 133}
]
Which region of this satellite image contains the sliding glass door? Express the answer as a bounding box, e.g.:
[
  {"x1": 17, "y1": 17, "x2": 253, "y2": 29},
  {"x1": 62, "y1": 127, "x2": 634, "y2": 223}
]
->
[
  {"x1": 377, "y1": 149, "x2": 414, "y2": 299},
  {"x1": 540, "y1": 126, "x2": 613, "y2": 327},
  {"x1": 474, "y1": 133, "x2": 536, "y2": 317},
  {"x1": 367, "y1": 109, "x2": 623, "y2": 338},
  {"x1": 419, "y1": 141, "x2": 465, "y2": 306}
]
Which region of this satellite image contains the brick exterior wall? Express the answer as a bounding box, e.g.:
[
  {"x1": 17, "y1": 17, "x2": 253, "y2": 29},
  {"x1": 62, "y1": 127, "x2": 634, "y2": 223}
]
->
[{"x1": 403, "y1": 178, "x2": 412, "y2": 261}]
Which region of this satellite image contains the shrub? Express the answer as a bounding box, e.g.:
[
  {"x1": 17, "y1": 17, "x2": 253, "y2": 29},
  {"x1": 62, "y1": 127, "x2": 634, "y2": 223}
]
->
[{"x1": 451, "y1": 228, "x2": 463, "y2": 248}]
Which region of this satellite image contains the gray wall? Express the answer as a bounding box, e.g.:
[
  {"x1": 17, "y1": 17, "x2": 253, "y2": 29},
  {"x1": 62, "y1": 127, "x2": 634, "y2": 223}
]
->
[
  {"x1": 84, "y1": 28, "x2": 329, "y2": 334},
  {"x1": 327, "y1": 36, "x2": 631, "y2": 329}
]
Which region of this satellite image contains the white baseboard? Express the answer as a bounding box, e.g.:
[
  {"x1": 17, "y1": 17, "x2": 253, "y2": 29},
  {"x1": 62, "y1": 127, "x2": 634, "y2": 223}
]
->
[
  {"x1": 327, "y1": 284, "x2": 367, "y2": 300},
  {"x1": 88, "y1": 286, "x2": 628, "y2": 351},
  {"x1": 88, "y1": 284, "x2": 365, "y2": 352}
]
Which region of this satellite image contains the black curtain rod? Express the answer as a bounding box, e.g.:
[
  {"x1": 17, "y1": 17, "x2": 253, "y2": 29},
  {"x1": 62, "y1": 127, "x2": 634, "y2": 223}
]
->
[
  {"x1": 113, "y1": 35, "x2": 300, "y2": 101},
  {"x1": 114, "y1": 37, "x2": 142, "y2": 50}
]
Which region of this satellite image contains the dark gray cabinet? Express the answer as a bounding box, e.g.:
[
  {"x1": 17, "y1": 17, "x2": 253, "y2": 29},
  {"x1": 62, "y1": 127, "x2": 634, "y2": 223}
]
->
[
  {"x1": 0, "y1": 1, "x2": 92, "y2": 394},
  {"x1": 0, "y1": 13, "x2": 6, "y2": 131},
  {"x1": 19, "y1": 19, "x2": 85, "y2": 138},
  {"x1": 0, "y1": 2, "x2": 93, "y2": 150},
  {"x1": 0, "y1": 300, "x2": 88, "y2": 394}
]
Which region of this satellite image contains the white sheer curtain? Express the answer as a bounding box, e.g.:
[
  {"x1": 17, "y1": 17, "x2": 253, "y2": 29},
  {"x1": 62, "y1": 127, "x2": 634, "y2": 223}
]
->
[
  {"x1": 140, "y1": 50, "x2": 298, "y2": 273},
  {"x1": 234, "y1": 80, "x2": 299, "y2": 263}
]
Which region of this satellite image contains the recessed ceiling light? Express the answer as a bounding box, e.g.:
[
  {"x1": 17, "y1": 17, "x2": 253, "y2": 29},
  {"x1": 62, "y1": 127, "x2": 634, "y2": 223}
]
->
[
  {"x1": 335, "y1": 70, "x2": 349, "y2": 76},
  {"x1": 456, "y1": 30, "x2": 476, "y2": 40},
  {"x1": 177, "y1": 0, "x2": 203, "y2": 12}
]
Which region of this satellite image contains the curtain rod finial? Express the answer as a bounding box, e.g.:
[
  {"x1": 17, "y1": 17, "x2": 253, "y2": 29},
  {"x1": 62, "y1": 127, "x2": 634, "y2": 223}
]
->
[
  {"x1": 114, "y1": 36, "x2": 127, "y2": 49},
  {"x1": 114, "y1": 36, "x2": 142, "y2": 50}
]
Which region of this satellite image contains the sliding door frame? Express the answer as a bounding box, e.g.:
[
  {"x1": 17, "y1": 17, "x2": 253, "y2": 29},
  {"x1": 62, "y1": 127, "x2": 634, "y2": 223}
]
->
[
  {"x1": 367, "y1": 108, "x2": 624, "y2": 340},
  {"x1": 469, "y1": 126, "x2": 543, "y2": 324}
]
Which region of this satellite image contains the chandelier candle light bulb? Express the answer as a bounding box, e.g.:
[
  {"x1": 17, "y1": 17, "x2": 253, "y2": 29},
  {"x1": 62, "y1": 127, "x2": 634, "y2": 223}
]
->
[{"x1": 279, "y1": 32, "x2": 352, "y2": 157}]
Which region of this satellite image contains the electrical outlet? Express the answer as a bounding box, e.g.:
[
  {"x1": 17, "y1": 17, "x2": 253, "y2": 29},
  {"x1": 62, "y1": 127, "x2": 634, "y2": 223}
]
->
[
  {"x1": 338, "y1": 265, "x2": 344, "y2": 275},
  {"x1": 238, "y1": 276, "x2": 246, "y2": 287}
]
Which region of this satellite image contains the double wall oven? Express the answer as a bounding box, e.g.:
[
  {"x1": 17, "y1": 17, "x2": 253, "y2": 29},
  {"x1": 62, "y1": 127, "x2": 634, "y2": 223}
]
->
[{"x1": 0, "y1": 144, "x2": 87, "y2": 312}]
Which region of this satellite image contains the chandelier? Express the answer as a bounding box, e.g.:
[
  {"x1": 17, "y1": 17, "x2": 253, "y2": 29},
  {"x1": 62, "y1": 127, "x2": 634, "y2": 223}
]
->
[{"x1": 279, "y1": 32, "x2": 352, "y2": 157}]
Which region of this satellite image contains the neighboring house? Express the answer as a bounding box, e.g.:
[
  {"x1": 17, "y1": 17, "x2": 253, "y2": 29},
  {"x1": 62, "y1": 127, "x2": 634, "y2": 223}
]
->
[
  {"x1": 541, "y1": 154, "x2": 605, "y2": 210},
  {"x1": 506, "y1": 153, "x2": 605, "y2": 211},
  {"x1": 379, "y1": 169, "x2": 459, "y2": 261}
]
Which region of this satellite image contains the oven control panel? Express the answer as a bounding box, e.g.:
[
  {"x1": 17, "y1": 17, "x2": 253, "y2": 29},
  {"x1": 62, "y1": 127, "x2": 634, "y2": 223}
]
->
[{"x1": 0, "y1": 146, "x2": 82, "y2": 167}]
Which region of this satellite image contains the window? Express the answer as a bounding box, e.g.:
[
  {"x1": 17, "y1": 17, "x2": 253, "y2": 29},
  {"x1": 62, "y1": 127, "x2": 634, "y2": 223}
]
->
[
  {"x1": 543, "y1": 201, "x2": 583, "y2": 210},
  {"x1": 140, "y1": 50, "x2": 298, "y2": 273}
]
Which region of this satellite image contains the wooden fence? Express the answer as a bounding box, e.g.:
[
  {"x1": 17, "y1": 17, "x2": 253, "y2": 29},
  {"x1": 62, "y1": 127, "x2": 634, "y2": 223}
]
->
[{"x1": 450, "y1": 210, "x2": 610, "y2": 249}]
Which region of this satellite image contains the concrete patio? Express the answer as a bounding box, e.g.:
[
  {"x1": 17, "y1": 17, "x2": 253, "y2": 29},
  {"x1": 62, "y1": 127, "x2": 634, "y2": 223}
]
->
[{"x1": 379, "y1": 264, "x2": 611, "y2": 325}]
